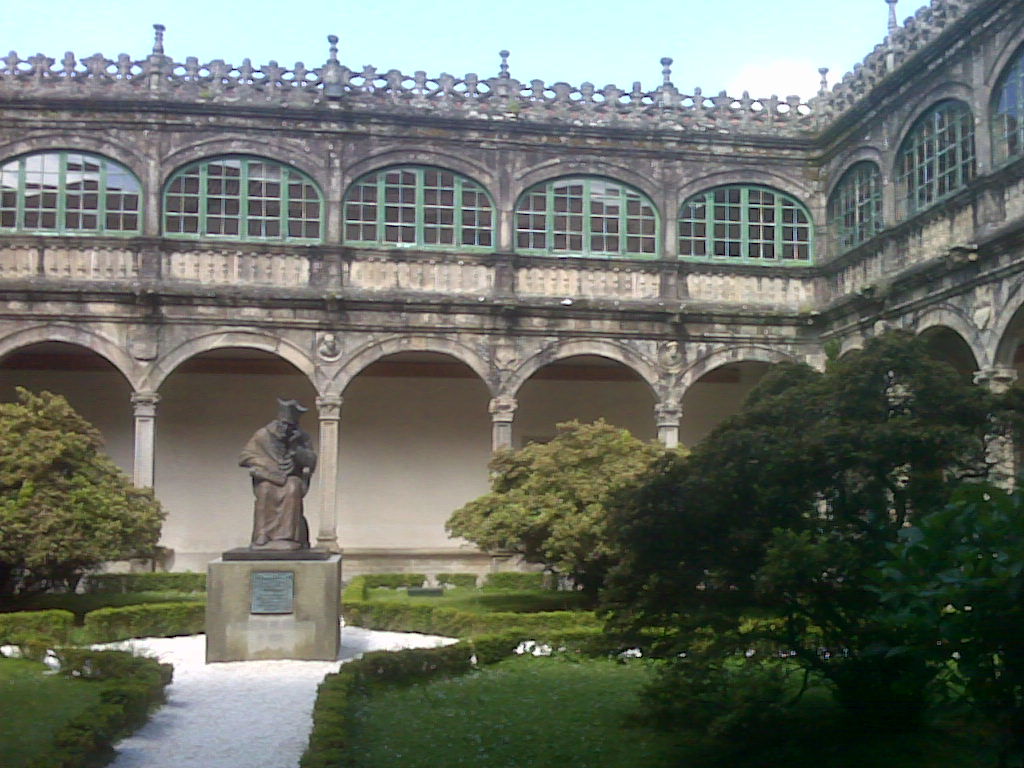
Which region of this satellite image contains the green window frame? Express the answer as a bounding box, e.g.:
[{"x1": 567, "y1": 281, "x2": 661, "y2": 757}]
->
[
  {"x1": 896, "y1": 100, "x2": 975, "y2": 218},
  {"x1": 163, "y1": 157, "x2": 322, "y2": 242},
  {"x1": 993, "y1": 45, "x2": 1024, "y2": 165},
  {"x1": 514, "y1": 177, "x2": 659, "y2": 259},
  {"x1": 0, "y1": 151, "x2": 141, "y2": 235},
  {"x1": 343, "y1": 166, "x2": 494, "y2": 250},
  {"x1": 678, "y1": 185, "x2": 813, "y2": 263},
  {"x1": 828, "y1": 161, "x2": 884, "y2": 252}
]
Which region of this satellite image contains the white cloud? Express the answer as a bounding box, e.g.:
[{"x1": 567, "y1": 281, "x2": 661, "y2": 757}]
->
[{"x1": 724, "y1": 58, "x2": 823, "y2": 101}]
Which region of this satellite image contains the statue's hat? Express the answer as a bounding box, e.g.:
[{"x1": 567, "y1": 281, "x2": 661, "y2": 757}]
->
[{"x1": 276, "y1": 398, "x2": 308, "y2": 424}]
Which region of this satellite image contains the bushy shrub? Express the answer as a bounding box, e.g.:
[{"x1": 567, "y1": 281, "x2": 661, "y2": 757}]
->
[
  {"x1": 82, "y1": 600, "x2": 205, "y2": 642},
  {"x1": 361, "y1": 573, "x2": 426, "y2": 589},
  {"x1": 0, "y1": 608, "x2": 73, "y2": 648},
  {"x1": 84, "y1": 572, "x2": 206, "y2": 594},
  {"x1": 27, "y1": 649, "x2": 172, "y2": 768},
  {"x1": 435, "y1": 572, "x2": 478, "y2": 588},
  {"x1": 643, "y1": 653, "x2": 799, "y2": 760},
  {"x1": 482, "y1": 572, "x2": 545, "y2": 591},
  {"x1": 0, "y1": 389, "x2": 165, "y2": 598}
]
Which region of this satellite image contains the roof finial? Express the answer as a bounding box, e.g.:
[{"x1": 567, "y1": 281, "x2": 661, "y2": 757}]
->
[
  {"x1": 499, "y1": 49, "x2": 510, "y2": 79},
  {"x1": 818, "y1": 67, "x2": 829, "y2": 96},
  {"x1": 660, "y1": 57, "x2": 673, "y2": 87},
  {"x1": 152, "y1": 23, "x2": 166, "y2": 56},
  {"x1": 327, "y1": 34, "x2": 339, "y2": 64},
  {"x1": 886, "y1": 0, "x2": 898, "y2": 35}
]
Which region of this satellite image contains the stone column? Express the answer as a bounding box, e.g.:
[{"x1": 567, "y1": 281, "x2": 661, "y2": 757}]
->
[
  {"x1": 489, "y1": 395, "x2": 517, "y2": 452},
  {"x1": 655, "y1": 401, "x2": 682, "y2": 449},
  {"x1": 315, "y1": 395, "x2": 343, "y2": 552},
  {"x1": 974, "y1": 366, "x2": 1018, "y2": 396},
  {"x1": 130, "y1": 390, "x2": 160, "y2": 488},
  {"x1": 974, "y1": 366, "x2": 1019, "y2": 489}
]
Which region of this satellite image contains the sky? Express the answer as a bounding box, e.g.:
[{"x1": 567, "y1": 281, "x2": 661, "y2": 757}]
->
[{"x1": 2, "y1": 0, "x2": 923, "y2": 100}]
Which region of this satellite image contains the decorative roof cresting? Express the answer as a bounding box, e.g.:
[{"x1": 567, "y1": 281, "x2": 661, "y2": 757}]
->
[{"x1": 0, "y1": 0, "x2": 986, "y2": 137}]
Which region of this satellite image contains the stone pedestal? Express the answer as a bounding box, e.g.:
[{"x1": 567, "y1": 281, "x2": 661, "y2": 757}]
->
[{"x1": 206, "y1": 554, "x2": 342, "y2": 663}]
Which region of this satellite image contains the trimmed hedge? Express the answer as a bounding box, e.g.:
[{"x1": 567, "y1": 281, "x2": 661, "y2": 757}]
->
[
  {"x1": 483, "y1": 572, "x2": 545, "y2": 590},
  {"x1": 468, "y1": 626, "x2": 630, "y2": 664},
  {"x1": 342, "y1": 599, "x2": 599, "y2": 637},
  {"x1": 84, "y1": 572, "x2": 207, "y2": 594},
  {"x1": 342, "y1": 576, "x2": 369, "y2": 602},
  {"x1": 82, "y1": 601, "x2": 206, "y2": 643},
  {"x1": 361, "y1": 573, "x2": 426, "y2": 589},
  {"x1": 27, "y1": 649, "x2": 172, "y2": 768},
  {"x1": 435, "y1": 572, "x2": 478, "y2": 588},
  {"x1": 0, "y1": 609, "x2": 74, "y2": 648}
]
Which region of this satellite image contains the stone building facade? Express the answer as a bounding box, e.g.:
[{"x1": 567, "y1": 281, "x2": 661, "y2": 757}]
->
[{"x1": 1, "y1": 0, "x2": 1023, "y2": 574}]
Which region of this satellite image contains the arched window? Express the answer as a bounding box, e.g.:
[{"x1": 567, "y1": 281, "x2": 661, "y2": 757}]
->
[
  {"x1": 828, "y1": 161, "x2": 884, "y2": 252},
  {"x1": 344, "y1": 166, "x2": 494, "y2": 249},
  {"x1": 993, "y1": 44, "x2": 1024, "y2": 165},
  {"x1": 678, "y1": 185, "x2": 813, "y2": 263},
  {"x1": 0, "y1": 151, "x2": 141, "y2": 235},
  {"x1": 515, "y1": 177, "x2": 658, "y2": 258},
  {"x1": 164, "y1": 157, "x2": 322, "y2": 242},
  {"x1": 896, "y1": 100, "x2": 975, "y2": 218}
]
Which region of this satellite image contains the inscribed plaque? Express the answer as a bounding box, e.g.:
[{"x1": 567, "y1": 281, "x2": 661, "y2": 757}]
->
[{"x1": 251, "y1": 571, "x2": 295, "y2": 614}]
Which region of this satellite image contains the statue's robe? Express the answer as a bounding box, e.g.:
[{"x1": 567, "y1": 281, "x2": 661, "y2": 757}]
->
[{"x1": 239, "y1": 421, "x2": 316, "y2": 550}]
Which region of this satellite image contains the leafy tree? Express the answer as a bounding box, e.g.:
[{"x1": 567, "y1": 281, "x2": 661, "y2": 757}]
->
[
  {"x1": 603, "y1": 332, "x2": 995, "y2": 722},
  {"x1": 446, "y1": 420, "x2": 671, "y2": 597},
  {"x1": 0, "y1": 388, "x2": 165, "y2": 598},
  {"x1": 879, "y1": 484, "x2": 1024, "y2": 765}
]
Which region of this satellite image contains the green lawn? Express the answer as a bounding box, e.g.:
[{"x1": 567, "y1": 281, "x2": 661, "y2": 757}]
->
[
  {"x1": 347, "y1": 654, "x2": 996, "y2": 768},
  {"x1": 348, "y1": 656, "x2": 679, "y2": 768},
  {"x1": 363, "y1": 586, "x2": 591, "y2": 614},
  {"x1": 0, "y1": 657, "x2": 101, "y2": 768}
]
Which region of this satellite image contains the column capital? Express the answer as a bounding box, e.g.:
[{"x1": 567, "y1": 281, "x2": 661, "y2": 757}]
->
[
  {"x1": 489, "y1": 395, "x2": 517, "y2": 422},
  {"x1": 654, "y1": 401, "x2": 682, "y2": 427},
  {"x1": 974, "y1": 366, "x2": 1018, "y2": 394},
  {"x1": 316, "y1": 394, "x2": 344, "y2": 420},
  {"x1": 130, "y1": 390, "x2": 160, "y2": 416}
]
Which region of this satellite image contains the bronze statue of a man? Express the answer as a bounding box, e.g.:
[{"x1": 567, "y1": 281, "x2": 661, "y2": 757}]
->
[{"x1": 239, "y1": 398, "x2": 317, "y2": 551}]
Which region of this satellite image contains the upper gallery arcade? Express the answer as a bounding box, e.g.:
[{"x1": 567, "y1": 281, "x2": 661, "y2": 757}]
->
[{"x1": 2, "y1": 0, "x2": 1024, "y2": 573}]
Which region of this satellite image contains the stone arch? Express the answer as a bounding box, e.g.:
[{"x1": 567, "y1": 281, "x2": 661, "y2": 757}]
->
[
  {"x1": 679, "y1": 345, "x2": 798, "y2": 391},
  {"x1": 825, "y1": 152, "x2": 886, "y2": 199},
  {"x1": 0, "y1": 324, "x2": 138, "y2": 388},
  {"x1": 892, "y1": 89, "x2": 975, "y2": 155},
  {"x1": 143, "y1": 330, "x2": 316, "y2": 393},
  {"x1": 506, "y1": 340, "x2": 659, "y2": 399},
  {"x1": 676, "y1": 169, "x2": 816, "y2": 211},
  {"x1": 512, "y1": 160, "x2": 661, "y2": 206},
  {"x1": 0, "y1": 135, "x2": 149, "y2": 178},
  {"x1": 160, "y1": 138, "x2": 326, "y2": 187},
  {"x1": 330, "y1": 335, "x2": 495, "y2": 396},
  {"x1": 992, "y1": 280, "x2": 1024, "y2": 367},
  {"x1": 985, "y1": 28, "x2": 1024, "y2": 86},
  {"x1": 343, "y1": 149, "x2": 496, "y2": 192},
  {"x1": 913, "y1": 306, "x2": 988, "y2": 370}
]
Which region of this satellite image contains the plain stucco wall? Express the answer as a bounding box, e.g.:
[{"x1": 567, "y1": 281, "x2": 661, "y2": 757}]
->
[
  {"x1": 680, "y1": 362, "x2": 770, "y2": 446},
  {"x1": 337, "y1": 374, "x2": 492, "y2": 549},
  {"x1": 1, "y1": 357, "x2": 769, "y2": 568},
  {"x1": 0, "y1": 368, "x2": 135, "y2": 472}
]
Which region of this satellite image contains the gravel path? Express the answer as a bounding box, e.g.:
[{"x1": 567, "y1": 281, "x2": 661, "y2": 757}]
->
[{"x1": 102, "y1": 626, "x2": 457, "y2": 768}]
